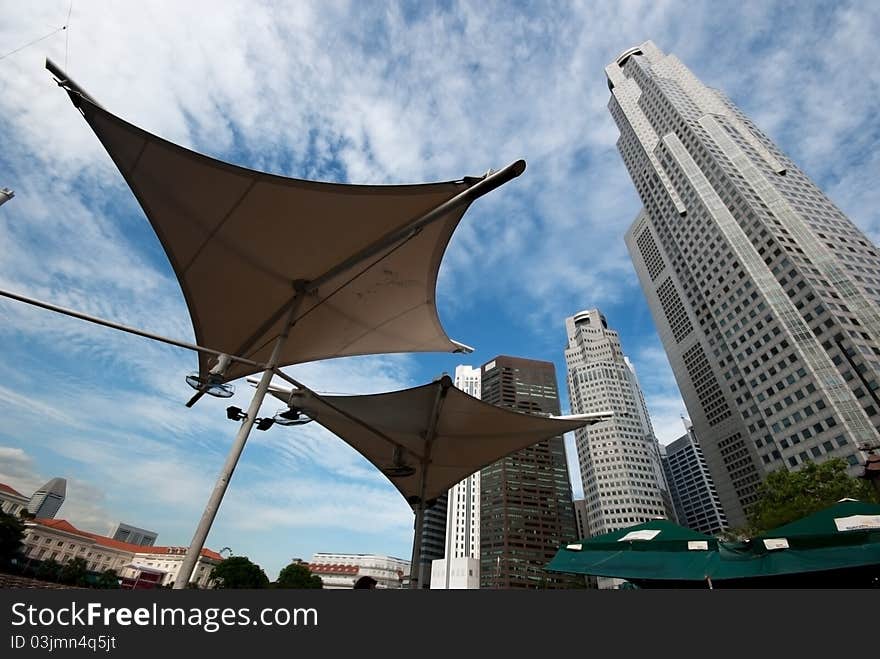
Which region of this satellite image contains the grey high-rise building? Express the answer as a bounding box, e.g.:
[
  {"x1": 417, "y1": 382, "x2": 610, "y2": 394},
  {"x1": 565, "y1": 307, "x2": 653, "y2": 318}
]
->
[
  {"x1": 416, "y1": 494, "x2": 447, "y2": 588},
  {"x1": 27, "y1": 477, "x2": 66, "y2": 519},
  {"x1": 564, "y1": 309, "x2": 674, "y2": 541},
  {"x1": 572, "y1": 498, "x2": 590, "y2": 540},
  {"x1": 479, "y1": 355, "x2": 579, "y2": 589},
  {"x1": 661, "y1": 421, "x2": 728, "y2": 535},
  {"x1": 612, "y1": 41, "x2": 880, "y2": 527},
  {"x1": 111, "y1": 522, "x2": 159, "y2": 547}
]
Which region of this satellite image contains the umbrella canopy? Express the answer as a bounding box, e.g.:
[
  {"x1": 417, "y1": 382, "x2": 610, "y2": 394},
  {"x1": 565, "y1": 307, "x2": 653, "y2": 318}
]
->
[
  {"x1": 547, "y1": 501, "x2": 880, "y2": 586},
  {"x1": 546, "y1": 519, "x2": 719, "y2": 582},
  {"x1": 754, "y1": 499, "x2": 880, "y2": 548},
  {"x1": 266, "y1": 376, "x2": 610, "y2": 503},
  {"x1": 51, "y1": 61, "x2": 524, "y2": 384},
  {"x1": 707, "y1": 499, "x2": 880, "y2": 583}
]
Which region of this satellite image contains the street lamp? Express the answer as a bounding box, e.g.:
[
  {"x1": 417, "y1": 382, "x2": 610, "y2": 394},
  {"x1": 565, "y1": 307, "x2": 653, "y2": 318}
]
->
[{"x1": 0, "y1": 188, "x2": 14, "y2": 207}]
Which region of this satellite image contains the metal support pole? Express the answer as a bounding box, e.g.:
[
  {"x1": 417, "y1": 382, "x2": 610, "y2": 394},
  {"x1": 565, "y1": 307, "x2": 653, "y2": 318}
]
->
[
  {"x1": 409, "y1": 501, "x2": 426, "y2": 590},
  {"x1": 0, "y1": 287, "x2": 265, "y2": 370},
  {"x1": 408, "y1": 376, "x2": 451, "y2": 589},
  {"x1": 173, "y1": 301, "x2": 300, "y2": 588}
]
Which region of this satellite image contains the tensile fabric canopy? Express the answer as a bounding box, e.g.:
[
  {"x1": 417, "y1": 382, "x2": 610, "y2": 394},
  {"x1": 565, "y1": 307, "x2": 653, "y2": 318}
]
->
[
  {"x1": 266, "y1": 376, "x2": 611, "y2": 503},
  {"x1": 52, "y1": 61, "x2": 523, "y2": 384}
]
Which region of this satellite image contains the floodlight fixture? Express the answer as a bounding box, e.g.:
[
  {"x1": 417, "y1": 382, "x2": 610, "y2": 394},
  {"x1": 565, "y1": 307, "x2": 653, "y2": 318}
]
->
[
  {"x1": 185, "y1": 373, "x2": 234, "y2": 398},
  {"x1": 272, "y1": 407, "x2": 313, "y2": 427},
  {"x1": 226, "y1": 406, "x2": 247, "y2": 421}
]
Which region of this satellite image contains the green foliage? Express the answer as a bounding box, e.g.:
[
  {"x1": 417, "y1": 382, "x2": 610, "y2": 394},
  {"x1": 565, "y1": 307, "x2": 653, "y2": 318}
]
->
[
  {"x1": 0, "y1": 510, "x2": 25, "y2": 566},
  {"x1": 95, "y1": 569, "x2": 120, "y2": 589},
  {"x1": 35, "y1": 558, "x2": 62, "y2": 582},
  {"x1": 747, "y1": 458, "x2": 878, "y2": 534},
  {"x1": 209, "y1": 556, "x2": 270, "y2": 589},
  {"x1": 275, "y1": 562, "x2": 323, "y2": 589},
  {"x1": 59, "y1": 557, "x2": 89, "y2": 586}
]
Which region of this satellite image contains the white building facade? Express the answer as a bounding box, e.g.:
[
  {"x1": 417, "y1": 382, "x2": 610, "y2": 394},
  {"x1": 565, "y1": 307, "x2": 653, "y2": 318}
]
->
[
  {"x1": 20, "y1": 518, "x2": 220, "y2": 588},
  {"x1": 430, "y1": 365, "x2": 482, "y2": 589},
  {"x1": 614, "y1": 41, "x2": 880, "y2": 527},
  {"x1": 0, "y1": 483, "x2": 30, "y2": 517},
  {"x1": 308, "y1": 552, "x2": 409, "y2": 589},
  {"x1": 564, "y1": 309, "x2": 673, "y2": 537}
]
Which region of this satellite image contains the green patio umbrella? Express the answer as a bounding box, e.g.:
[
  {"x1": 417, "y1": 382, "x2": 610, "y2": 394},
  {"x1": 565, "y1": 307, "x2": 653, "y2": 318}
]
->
[
  {"x1": 546, "y1": 519, "x2": 719, "y2": 583},
  {"x1": 709, "y1": 499, "x2": 880, "y2": 586}
]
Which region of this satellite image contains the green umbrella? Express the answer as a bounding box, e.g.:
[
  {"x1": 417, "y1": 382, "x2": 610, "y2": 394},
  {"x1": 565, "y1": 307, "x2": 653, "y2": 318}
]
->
[
  {"x1": 546, "y1": 519, "x2": 718, "y2": 582},
  {"x1": 709, "y1": 499, "x2": 880, "y2": 584}
]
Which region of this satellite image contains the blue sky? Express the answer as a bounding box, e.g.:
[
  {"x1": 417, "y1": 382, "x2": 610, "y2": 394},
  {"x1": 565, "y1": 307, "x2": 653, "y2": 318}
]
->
[{"x1": 1, "y1": 1, "x2": 878, "y2": 580}]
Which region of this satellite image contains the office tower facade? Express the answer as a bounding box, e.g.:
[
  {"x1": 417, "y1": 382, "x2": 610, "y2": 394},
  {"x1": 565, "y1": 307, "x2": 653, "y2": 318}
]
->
[
  {"x1": 613, "y1": 41, "x2": 880, "y2": 527},
  {"x1": 453, "y1": 364, "x2": 482, "y2": 398},
  {"x1": 661, "y1": 421, "x2": 728, "y2": 535},
  {"x1": 111, "y1": 522, "x2": 159, "y2": 547},
  {"x1": 416, "y1": 494, "x2": 447, "y2": 588},
  {"x1": 564, "y1": 309, "x2": 673, "y2": 541},
  {"x1": 27, "y1": 477, "x2": 66, "y2": 519},
  {"x1": 478, "y1": 355, "x2": 579, "y2": 589},
  {"x1": 572, "y1": 498, "x2": 590, "y2": 540},
  {"x1": 431, "y1": 364, "x2": 482, "y2": 589}
]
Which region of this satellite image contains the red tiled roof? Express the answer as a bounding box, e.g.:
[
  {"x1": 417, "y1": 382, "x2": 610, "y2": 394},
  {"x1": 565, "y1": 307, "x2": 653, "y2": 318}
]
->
[
  {"x1": 30, "y1": 519, "x2": 222, "y2": 561},
  {"x1": 0, "y1": 482, "x2": 26, "y2": 498},
  {"x1": 308, "y1": 563, "x2": 359, "y2": 575}
]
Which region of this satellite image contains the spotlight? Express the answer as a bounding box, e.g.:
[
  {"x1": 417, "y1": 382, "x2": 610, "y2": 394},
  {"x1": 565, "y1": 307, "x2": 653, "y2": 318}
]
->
[
  {"x1": 382, "y1": 446, "x2": 416, "y2": 478},
  {"x1": 256, "y1": 417, "x2": 275, "y2": 431},
  {"x1": 226, "y1": 406, "x2": 247, "y2": 421},
  {"x1": 186, "y1": 373, "x2": 234, "y2": 398},
  {"x1": 272, "y1": 408, "x2": 313, "y2": 426}
]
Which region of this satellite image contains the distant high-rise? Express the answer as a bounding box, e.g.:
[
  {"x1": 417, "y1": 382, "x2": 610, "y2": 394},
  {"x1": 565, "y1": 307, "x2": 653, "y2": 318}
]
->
[
  {"x1": 572, "y1": 498, "x2": 590, "y2": 540},
  {"x1": 478, "y1": 355, "x2": 579, "y2": 589},
  {"x1": 27, "y1": 478, "x2": 66, "y2": 519},
  {"x1": 564, "y1": 309, "x2": 673, "y2": 542},
  {"x1": 612, "y1": 41, "x2": 880, "y2": 527},
  {"x1": 661, "y1": 421, "x2": 728, "y2": 535},
  {"x1": 431, "y1": 365, "x2": 482, "y2": 589},
  {"x1": 111, "y1": 522, "x2": 159, "y2": 547},
  {"x1": 416, "y1": 494, "x2": 447, "y2": 588},
  {"x1": 453, "y1": 364, "x2": 481, "y2": 398}
]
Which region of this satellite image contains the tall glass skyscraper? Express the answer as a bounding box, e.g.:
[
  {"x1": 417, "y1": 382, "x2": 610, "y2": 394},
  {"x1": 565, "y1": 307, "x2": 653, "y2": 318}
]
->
[
  {"x1": 612, "y1": 41, "x2": 880, "y2": 526},
  {"x1": 564, "y1": 309, "x2": 673, "y2": 542},
  {"x1": 27, "y1": 477, "x2": 66, "y2": 519},
  {"x1": 478, "y1": 355, "x2": 578, "y2": 589}
]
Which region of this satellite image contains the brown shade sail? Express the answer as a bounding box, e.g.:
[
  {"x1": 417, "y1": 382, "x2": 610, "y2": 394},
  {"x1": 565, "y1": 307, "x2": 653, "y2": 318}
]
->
[
  {"x1": 265, "y1": 376, "x2": 611, "y2": 503},
  {"x1": 53, "y1": 63, "x2": 524, "y2": 384}
]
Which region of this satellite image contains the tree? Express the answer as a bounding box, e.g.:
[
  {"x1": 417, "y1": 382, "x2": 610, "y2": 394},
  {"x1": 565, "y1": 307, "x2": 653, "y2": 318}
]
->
[
  {"x1": 0, "y1": 510, "x2": 25, "y2": 568},
  {"x1": 35, "y1": 558, "x2": 62, "y2": 583},
  {"x1": 209, "y1": 556, "x2": 270, "y2": 589},
  {"x1": 275, "y1": 562, "x2": 322, "y2": 589},
  {"x1": 94, "y1": 569, "x2": 120, "y2": 589},
  {"x1": 59, "y1": 557, "x2": 89, "y2": 587},
  {"x1": 747, "y1": 458, "x2": 879, "y2": 534}
]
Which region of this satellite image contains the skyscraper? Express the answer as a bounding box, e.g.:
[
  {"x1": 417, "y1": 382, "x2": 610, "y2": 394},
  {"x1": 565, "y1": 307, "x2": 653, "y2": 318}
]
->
[
  {"x1": 453, "y1": 364, "x2": 481, "y2": 398},
  {"x1": 612, "y1": 41, "x2": 880, "y2": 527},
  {"x1": 478, "y1": 355, "x2": 579, "y2": 589},
  {"x1": 111, "y1": 522, "x2": 159, "y2": 547},
  {"x1": 27, "y1": 477, "x2": 66, "y2": 519},
  {"x1": 661, "y1": 421, "x2": 728, "y2": 535},
  {"x1": 416, "y1": 494, "x2": 447, "y2": 588},
  {"x1": 431, "y1": 365, "x2": 482, "y2": 589},
  {"x1": 564, "y1": 309, "x2": 673, "y2": 542}
]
